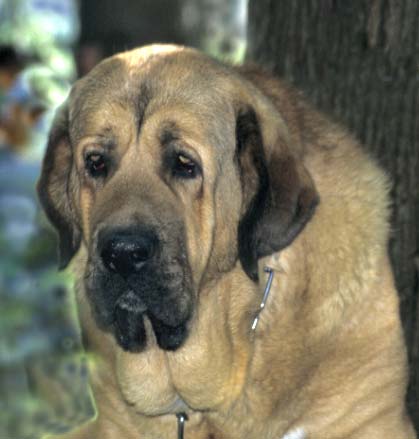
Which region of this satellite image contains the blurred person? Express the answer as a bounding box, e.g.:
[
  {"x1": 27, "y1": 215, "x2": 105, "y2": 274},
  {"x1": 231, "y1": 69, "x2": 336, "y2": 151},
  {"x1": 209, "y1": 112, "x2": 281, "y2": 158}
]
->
[
  {"x1": 0, "y1": 46, "x2": 69, "y2": 253},
  {"x1": 0, "y1": 45, "x2": 26, "y2": 98},
  {"x1": 0, "y1": 45, "x2": 40, "y2": 254},
  {"x1": 0, "y1": 45, "x2": 30, "y2": 148}
]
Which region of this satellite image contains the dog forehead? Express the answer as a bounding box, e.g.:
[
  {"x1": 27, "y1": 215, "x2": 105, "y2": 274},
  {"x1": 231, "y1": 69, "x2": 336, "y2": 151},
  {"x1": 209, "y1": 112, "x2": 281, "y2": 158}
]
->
[
  {"x1": 68, "y1": 46, "x2": 237, "y2": 150},
  {"x1": 73, "y1": 45, "x2": 231, "y2": 104},
  {"x1": 117, "y1": 44, "x2": 231, "y2": 85}
]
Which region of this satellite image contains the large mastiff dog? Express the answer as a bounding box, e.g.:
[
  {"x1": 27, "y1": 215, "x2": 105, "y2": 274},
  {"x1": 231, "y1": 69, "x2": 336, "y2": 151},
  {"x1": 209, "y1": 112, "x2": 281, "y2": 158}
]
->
[{"x1": 38, "y1": 45, "x2": 415, "y2": 438}]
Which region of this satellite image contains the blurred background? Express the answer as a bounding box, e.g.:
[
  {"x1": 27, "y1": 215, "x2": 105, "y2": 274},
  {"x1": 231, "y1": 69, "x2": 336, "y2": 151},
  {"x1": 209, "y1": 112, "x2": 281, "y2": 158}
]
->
[{"x1": 0, "y1": 1, "x2": 418, "y2": 438}]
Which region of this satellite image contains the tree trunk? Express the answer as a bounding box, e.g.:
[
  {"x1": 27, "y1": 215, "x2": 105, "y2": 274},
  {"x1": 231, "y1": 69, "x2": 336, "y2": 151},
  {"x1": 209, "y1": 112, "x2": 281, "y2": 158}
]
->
[{"x1": 247, "y1": 0, "x2": 419, "y2": 430}]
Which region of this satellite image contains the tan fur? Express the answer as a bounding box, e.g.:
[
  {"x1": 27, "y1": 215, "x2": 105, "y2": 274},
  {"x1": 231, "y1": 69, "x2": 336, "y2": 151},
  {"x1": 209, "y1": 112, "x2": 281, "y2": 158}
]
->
[{"x1": 40, "y1": 45, "x2": 415, "y2": 439}]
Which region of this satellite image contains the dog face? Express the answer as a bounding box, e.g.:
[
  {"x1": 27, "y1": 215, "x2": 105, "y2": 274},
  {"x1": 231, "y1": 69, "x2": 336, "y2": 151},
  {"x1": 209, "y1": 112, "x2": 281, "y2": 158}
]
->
[{"x1": 38, "y1": 45, "x2": 318, "y2": 353}]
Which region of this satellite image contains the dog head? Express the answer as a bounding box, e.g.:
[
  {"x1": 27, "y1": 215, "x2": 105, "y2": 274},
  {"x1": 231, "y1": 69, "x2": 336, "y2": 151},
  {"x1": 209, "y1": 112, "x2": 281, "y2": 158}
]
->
[{"x1": 38, "y1": 45, "x2": 318, "y2": 353}]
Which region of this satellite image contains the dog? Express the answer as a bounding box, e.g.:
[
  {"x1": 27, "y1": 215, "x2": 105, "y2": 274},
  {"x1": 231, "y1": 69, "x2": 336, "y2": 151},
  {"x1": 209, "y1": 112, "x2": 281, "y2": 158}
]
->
[{"x1": 38, "y1": 44, "x2": 416, "y2": 438}]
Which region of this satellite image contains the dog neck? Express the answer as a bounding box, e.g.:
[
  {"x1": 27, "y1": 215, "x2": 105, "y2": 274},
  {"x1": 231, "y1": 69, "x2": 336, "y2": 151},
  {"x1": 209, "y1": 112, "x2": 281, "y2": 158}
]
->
[{"x1": 173, "y1": 266, "x2": 276, "y2": 438}]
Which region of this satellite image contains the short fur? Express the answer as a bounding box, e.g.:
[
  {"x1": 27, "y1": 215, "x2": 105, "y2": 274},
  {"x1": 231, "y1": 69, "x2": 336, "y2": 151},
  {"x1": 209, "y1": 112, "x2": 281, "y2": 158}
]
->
[{"x1": 38, "y1": 45, "x2": 415, "y2": 439}]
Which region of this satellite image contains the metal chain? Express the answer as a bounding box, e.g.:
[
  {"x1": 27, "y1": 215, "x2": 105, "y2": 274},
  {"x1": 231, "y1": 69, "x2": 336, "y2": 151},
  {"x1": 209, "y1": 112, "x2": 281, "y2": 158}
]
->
[
  {"x1": 176, "y1": 412, "x2": 188, "y2": 439},
  {"x1": 251, "y1": 267, "x2": 275, "y2": 331}
]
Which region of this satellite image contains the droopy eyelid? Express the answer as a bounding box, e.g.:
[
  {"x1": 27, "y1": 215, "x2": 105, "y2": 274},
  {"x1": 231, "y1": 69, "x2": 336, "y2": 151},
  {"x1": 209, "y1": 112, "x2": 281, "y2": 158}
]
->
[{"x1": 163, "y1": 147, "x2": 202, "y2": 180}]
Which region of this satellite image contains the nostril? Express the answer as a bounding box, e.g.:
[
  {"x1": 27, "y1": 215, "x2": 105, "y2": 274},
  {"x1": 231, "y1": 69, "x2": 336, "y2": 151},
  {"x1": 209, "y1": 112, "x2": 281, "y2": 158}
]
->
[
  {"x1": 100, "y1": 245, "x2": 120, "y2": 273},
  {"x1": 131, "y1": 246, "x2": 152, "y2": 263}
]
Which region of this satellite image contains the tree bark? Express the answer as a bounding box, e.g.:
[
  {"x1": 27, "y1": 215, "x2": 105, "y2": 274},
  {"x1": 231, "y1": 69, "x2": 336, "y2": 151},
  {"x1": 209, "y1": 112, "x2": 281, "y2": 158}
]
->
[{"x1": 247, "y1": 0, "x2": 419, "y2": 430}]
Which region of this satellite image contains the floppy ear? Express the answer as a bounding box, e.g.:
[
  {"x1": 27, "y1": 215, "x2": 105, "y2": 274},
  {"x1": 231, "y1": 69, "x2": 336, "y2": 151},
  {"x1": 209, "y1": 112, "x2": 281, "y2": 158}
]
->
[
  {"x1": 37, "y1": 103, "x2": 81, "y2": 269},
  {"x1": 237, "y1": 107, "x2": 319, "y2": 281}
]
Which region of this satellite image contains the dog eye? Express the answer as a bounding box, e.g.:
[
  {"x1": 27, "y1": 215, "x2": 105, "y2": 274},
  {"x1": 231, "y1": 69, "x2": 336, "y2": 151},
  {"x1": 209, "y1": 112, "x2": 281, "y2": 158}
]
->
[
  {"x1": 85, "y1": 153, "x2": 108, "y2": 178},
  {"x1": 173, "y1": 153, "x2": 199, "y2": 179}
]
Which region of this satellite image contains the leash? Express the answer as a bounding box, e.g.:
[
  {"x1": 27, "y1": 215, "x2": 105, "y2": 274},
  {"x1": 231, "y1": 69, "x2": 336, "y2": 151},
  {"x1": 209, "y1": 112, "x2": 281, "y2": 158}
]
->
[{"x1": 174, "y1": 267, "x2": 275, "y2": 439}]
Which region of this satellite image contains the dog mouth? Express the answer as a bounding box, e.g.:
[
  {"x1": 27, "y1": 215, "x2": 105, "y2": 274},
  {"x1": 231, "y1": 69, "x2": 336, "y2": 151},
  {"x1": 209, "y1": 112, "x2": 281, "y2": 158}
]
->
[
  {"x1": 113, "y1": 289, "x2": 190, "y2": 352},
  {"x1": 85, "y1": 261, "x2": 193, "y2": 352},
  {"x1": 113, "y1": 290, "x2": 147, "y2": 351}
]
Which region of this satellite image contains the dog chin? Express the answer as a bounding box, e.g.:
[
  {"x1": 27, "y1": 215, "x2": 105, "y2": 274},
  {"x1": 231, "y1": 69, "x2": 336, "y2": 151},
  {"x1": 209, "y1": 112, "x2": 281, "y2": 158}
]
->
[
  {"x1": 113, "y1": 297, "x2": 190, "y2": 352},
  {"x1": 85, "y1": 265, "x2": 192, "y2": 352}
]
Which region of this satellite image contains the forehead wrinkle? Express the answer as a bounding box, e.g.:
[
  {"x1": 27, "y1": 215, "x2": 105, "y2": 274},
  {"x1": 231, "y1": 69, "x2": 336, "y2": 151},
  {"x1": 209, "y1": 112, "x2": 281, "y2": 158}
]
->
[
  {"x1": 158, "y1": 120, "x2": 180, "y2": 147},
  {"x1": 70, "y1": 95, "x2": 137, "y2": 147},
  {"x1": 91, "y1": 128, "x2": 117, "y2": 149},
  {"x1": 135, "y1": 82, "x2": 152, "y2": 140}
]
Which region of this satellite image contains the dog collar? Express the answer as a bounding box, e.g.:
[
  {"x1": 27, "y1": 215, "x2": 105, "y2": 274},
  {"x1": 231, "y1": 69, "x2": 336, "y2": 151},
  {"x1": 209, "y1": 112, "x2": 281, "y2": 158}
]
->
[{"x1": 174, "y1": 267, "x2": 275, "y2": 438}]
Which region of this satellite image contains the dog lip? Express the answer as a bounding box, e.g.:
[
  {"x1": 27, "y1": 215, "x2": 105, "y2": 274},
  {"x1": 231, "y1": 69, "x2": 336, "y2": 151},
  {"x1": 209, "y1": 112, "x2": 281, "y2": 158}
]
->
[
  {"x1": 86, "y1": 257, "x2": 194, "y2": 351},
  {"x1": 115, "y1": 290, "x2": 147, "y2": 313}
]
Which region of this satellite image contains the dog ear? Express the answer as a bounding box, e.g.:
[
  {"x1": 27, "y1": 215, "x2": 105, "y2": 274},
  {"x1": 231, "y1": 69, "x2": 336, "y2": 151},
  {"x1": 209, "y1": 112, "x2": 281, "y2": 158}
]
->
[
  {"x1": 37, "y1": 103, "x2": 81, "y2": 269},
  {"x1": 237, "y1": 107, "x2": 319, "y2": 281}
]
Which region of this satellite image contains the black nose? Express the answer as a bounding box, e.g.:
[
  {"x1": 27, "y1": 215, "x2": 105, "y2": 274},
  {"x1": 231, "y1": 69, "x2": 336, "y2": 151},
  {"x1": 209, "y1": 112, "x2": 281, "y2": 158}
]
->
[{"x1": 99, "y1": 227, "x2": 158, "y2": 277}]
